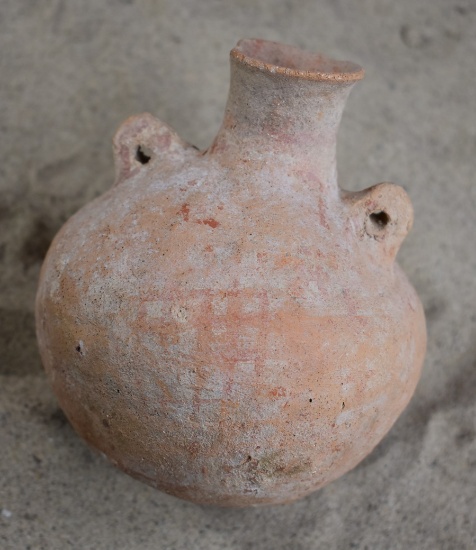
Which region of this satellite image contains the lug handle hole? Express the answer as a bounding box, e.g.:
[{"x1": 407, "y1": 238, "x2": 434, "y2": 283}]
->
[
  {"x1": 135, "y1": 145, "x2": 152, "y2": 165},
  {"x1": 369, "y1": 210, "x2": 390, "y2": 227}
]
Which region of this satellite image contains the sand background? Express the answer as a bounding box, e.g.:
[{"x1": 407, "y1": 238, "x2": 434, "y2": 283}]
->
[{"x1": 1, "y1": 1, "x2": 475, "y2": 548}]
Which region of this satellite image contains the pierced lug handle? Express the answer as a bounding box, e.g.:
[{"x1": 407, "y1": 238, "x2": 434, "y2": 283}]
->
[
  {"x1": 344, "y1": 182, "x2": 414, "y2": 262},
  {"x1": 112, "y1": 113, "x2": 194, "y2": 184}
]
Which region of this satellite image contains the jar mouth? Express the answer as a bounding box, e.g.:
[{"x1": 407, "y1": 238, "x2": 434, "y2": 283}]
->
[{"x1": 231, "y1": 39, "x2": 364, "y2": 82}]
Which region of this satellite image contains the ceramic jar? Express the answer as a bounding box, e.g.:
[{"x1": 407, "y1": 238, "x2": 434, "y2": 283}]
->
[{"x1": 36, "y1": 39, "x2": 426, "y2": 506}]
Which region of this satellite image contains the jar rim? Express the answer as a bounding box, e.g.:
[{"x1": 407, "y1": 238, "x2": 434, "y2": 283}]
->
[{"x1": 231, "y1": 38, "x2": 364, "y2": 82}]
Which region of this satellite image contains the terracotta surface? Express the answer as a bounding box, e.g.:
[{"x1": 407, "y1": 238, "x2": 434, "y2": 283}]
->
[{"x1": 35, "y1": 39, "x2": 426, "y2": 507}]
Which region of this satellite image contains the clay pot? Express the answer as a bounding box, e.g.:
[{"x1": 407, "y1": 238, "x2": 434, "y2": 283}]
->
[{"x1": 36, "y1": 39, "x2": 426, "y2": 507}]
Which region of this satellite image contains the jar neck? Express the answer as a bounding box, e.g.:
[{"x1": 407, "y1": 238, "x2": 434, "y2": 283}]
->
[{"x1": 209, "y1": 52, "x2": 360, "y2": 193}]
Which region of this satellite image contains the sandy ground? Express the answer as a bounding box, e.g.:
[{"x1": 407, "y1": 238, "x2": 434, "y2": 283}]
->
[{"x1": 1, "y1": 1, "x2": 475, "y2": 548}]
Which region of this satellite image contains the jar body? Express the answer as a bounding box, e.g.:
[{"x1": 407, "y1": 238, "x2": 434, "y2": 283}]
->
[{"x1": 36, "y1": 146, "x2": 425, "y2": 506}]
